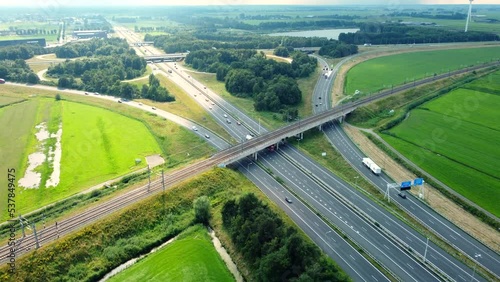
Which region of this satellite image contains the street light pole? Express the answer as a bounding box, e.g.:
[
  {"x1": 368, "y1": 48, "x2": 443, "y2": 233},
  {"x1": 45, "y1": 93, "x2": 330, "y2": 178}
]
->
[{"x1": 471, "y1": 254, "x2": 481, "y2": 282}]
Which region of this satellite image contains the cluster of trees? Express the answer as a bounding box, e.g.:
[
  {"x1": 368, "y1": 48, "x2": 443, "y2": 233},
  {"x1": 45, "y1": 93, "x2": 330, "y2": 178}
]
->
[
  {"x1": 0, "y1": 44, "x2": 46, "y2": 60},
  {"x1": 146, "y1": 32, "x2": 332, "y2": 53},
  {"x1": 339, "y1": 23, "x2": 500, "y2": 45},
  {"x1": 139, "y1": 74, "x2": 174, "y2": 102},
  {"x1": 222, "y1": 193, "x2": 349, "y2": 281},
  {"x1": 44, "y1": 38, "x2": 175, "y2": 101},
  {"x1": 186, "y1": 49, "x2": 316, "y2": 112},
  {"x1": 319, "y1": 40, "x2": 358, "y2": 58},
  {"x1": 0, "y1": 59, "x2": 39, "y2": 84},
  {"x1": 167, "y1": 11, "x2": 357, "y2": 32},
  {"x1": 388, "y1": 11, "x2": 467, "y2": 20},
  {"x1": 53, "y1": 38, "x2": 132, "y2": 58}
]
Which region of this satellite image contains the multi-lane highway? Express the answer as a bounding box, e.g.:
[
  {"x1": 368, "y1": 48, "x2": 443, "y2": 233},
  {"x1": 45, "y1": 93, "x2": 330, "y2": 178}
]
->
[
  {"x1": 117, "y1": 25, "x2": 496, "y2": 280},
  {"x1": 313, "y1": 54, "x2": 500, "y2": 279}
]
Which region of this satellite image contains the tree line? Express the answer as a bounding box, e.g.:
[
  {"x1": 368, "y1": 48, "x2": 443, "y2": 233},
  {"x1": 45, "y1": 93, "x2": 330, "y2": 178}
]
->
[
  {"x1": 319, "y1": 40, "x2": 358, "y2": 58},
  {"x1": 53, "y1": 38, "x2": 132, "y2": 58},
  {"x1": 0, "y1": 59, "x2": 39, "y2": 84},
  {"x1": 0, "y1": 44, "x2": 46, "y2": 60},
  {"x1": 339, "y1": 23, "x2": 500, "y2": 45},
  {"x1": 222, "y1": 193, "x2": 350, "y2": 281},
  {"x1": 186, "y1": 48, "x2": 317, "y2": 112}
]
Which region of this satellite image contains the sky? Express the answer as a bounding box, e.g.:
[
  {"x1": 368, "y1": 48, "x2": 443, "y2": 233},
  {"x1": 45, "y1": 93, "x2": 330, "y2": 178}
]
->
[{"x1": 1, "y1": 0, "x2": 499, "y2": 7}]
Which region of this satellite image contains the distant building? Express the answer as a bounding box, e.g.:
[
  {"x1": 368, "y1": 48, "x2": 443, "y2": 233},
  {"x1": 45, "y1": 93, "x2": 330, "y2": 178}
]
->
[
  {"x1": 72, "y1": 30, "x2": 107, "y2": 39},
  {"x1": 0, "y1": 38, "x2": 46, "y2": 47}
]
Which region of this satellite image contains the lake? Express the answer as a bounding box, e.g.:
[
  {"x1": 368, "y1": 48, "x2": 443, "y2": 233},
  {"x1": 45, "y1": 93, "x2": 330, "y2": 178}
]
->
[{"x1": 269, "y1": 28, "x2": 359, "y2": 40}]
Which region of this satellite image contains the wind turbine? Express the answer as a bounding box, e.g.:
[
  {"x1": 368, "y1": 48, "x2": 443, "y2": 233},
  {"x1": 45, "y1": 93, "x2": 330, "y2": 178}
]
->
[{"x1": 465, "y1": 0, "x2": 474, "y2": 32}]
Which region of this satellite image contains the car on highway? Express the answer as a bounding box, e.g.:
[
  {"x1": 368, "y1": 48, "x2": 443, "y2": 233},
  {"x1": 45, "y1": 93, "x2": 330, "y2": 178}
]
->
[
  {"x1": 192, "y1": 126, "x2": 198, "y2": 131},
  {"x1": 236, "y1": 121, "x2": 241, "y2": 125},
  {"x1": 84, "y1": 92, "x2": 89, "y2": 95},
  {"x1": 223, "y1": 114, "x2": 228, "y2": 118},
  {"x1": 94, "y1": 92, "x2": 99, "y2": 95},
  {"x1": 138, "y1": 103, "x2": 143, "y2": 106},
  {"x1": 398, "y1": 192, "x2": 407, "y2": 199},
  {"x1": 152, "y1": 107, "x2": 156, "y2": 110},
  {"x1": 226, "y1": 119, "x2": 231, "y2": 124},
  {"x1": 285, "y1": 197, "x2": 293, "y2": 203},
  {"x1": 204, "y1": 134, "x2": 210, "y2": 138},
  {"x1": 118, "y1": 100, "x2": 122, "y2": 103},
  {"x1": 209, "y1": 106, "x2": 212, "y2": 110}
]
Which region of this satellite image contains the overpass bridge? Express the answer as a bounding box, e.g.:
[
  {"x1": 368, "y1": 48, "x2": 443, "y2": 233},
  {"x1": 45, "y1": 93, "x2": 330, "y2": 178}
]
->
[
  {"x1": 130, "y1": 41, "x2": 154, "y2": 46},
  {"x1": 213, "y1": 101, "x2": 360, "y2": 167},
  {"x1": 144, "y1": 53, "x2": 187, "y2": 63}
]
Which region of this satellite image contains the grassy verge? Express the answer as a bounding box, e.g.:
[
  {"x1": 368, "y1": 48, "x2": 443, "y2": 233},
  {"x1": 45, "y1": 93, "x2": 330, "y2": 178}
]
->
[
  {"x1": 139, "y1": 74, "x2": 233, "y2": 141},
  {"x1": 108, "y1": 225, "x2": 234, "y2": 282}
]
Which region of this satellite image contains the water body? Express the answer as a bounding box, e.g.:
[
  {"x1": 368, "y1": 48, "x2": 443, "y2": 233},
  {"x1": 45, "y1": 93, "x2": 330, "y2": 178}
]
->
[{"x1": 269, "y1": 28, "x2": 359, "y2": 40}]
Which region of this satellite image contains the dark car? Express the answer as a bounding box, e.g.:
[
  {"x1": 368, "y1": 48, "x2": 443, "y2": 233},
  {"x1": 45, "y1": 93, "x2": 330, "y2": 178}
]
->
[
  {"x1": 398, "y1": 192, "x2": 407, "y2": 199},
  {"x1": 285, "y1": 197, "x2": 293, "y2": 203}
]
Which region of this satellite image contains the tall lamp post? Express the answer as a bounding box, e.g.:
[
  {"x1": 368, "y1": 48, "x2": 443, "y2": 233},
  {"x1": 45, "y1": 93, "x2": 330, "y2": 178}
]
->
[{"x1": 470, "y1": 253, "x2": 481, "y2": 282}]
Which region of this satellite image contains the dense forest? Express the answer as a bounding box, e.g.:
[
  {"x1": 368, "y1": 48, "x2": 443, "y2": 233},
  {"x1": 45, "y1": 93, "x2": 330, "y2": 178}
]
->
[
  {"x1": 339, "y1": 23, "x2": 500, "y2": 45},
  {"x1": 186, "y1": 48, "x2": 317, "y2": 112},
  {"x1": 222, "y1": 193, "x2": 349, "y2": 281}
]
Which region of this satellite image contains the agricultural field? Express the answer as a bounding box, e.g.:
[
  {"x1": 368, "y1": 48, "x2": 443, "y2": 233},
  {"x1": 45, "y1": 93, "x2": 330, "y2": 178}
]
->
[
  {"x1": 108, "y1": 225, "x2": 234, "y2": 282},
  {"x1": 381, "y1": 73, "x2": 500, "y2": 217},
  {"x1": 345, "y1": 46, "x2": 500, "y2": 95},
  {"x1": 0, "y1": 100, "x2": 39, "y2": 219},
  {"x1": 1, "y1": 97, "x2": 162, "y2": 220},
  {"x1": 0, "y1": 96, "x2": 25, "y2": 107}
]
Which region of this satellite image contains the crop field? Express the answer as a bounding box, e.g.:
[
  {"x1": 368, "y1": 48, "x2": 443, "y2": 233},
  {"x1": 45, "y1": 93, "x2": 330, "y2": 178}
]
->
[
  {"x1": 345, "y1": 46, "x2": 500, "y2": 95},
  {"x1": 382, "y1": 76, "x2": 500, "y2": 216},
  {"x1": 3, "y1": 97, "x2": 162, "y2": 219},
  {"x1": 109, "y1": 224, "x2": 234, "y2": 282}
]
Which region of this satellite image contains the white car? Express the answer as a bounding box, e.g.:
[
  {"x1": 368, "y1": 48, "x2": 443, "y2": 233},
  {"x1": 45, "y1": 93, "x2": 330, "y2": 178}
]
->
[
  {"x1": 192, "y1": 126, "x2": 198, "y2": 131},
  {"x1": 223, "y1": 114, "x2": 228, "y2": 118}
]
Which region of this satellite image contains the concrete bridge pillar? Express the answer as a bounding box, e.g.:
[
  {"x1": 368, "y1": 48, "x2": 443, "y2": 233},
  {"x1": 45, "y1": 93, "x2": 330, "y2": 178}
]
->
[
  {"x1": 318, "y1": 124, "x2": 322, "y2": 131},
  {"x1": 253, "y1": 152, "x2": 258, "y2": 161}
]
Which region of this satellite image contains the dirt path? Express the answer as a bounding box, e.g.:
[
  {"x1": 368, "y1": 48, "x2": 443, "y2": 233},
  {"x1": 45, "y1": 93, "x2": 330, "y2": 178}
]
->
[{"x1": 343, "y1": 123, "x2": 500, "y2": 253}]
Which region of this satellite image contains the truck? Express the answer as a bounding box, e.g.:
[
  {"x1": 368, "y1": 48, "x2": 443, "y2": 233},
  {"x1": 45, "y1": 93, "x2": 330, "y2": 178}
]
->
[
  {"x1": 0, "y1": 78, "x2": 5, "y2": 84},
  {"x1": 362, "y1": 158, "x2": 381, "y2": 175}
]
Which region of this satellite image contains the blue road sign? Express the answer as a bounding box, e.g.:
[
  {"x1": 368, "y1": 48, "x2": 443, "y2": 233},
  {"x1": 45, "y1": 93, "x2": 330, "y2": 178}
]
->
[
  {"x1": 414, "y1": 178, "x2": 424, "y2": 185},
  {"x1": 400, "y1": 181, "x2": 412, "y2": 191}
]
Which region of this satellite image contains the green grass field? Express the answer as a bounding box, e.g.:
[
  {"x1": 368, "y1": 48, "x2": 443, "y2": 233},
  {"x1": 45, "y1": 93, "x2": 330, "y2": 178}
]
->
[
  {"x1": 382, "y1": 77, "x2": 500, "y2": 216},
  {"x1": 345, "y1": 46, "x2": 500, "y2": 95},
  {"x1": 0, "y1": 100, "x2": 39, "y2": 219},
  {"x1": 6, "y1": 98, "x2": 162, "y2": 219},
  {"x1": 0, "y1": 96, "x2": 25, "y2": 107},
  {"x1": 108, "y1": 225, "x2": 234, "y2": 282}
]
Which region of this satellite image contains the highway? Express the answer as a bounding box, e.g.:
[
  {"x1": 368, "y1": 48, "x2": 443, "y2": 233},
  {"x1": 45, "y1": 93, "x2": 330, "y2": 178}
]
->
[
  {"x1": 314, "y1": 53, "x2": 500, "y2": 279},
  {"x1": 115, "y1": 26, "x2": 494, "y2": 280}
]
